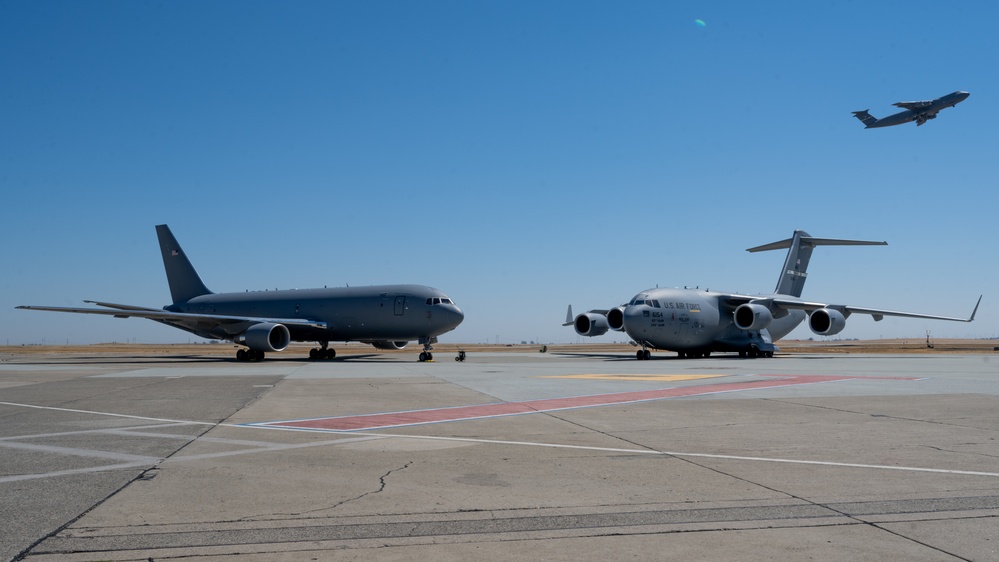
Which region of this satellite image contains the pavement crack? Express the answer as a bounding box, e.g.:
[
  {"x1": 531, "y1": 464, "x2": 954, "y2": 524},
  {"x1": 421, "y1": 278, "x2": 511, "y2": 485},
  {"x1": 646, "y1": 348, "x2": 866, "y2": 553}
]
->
[
  {"x1": 241, "y1": 461, "x2": 415, "y2": 521},
  {"x1": 307, "y1": 460, "x2": 415, "y2": 515}
]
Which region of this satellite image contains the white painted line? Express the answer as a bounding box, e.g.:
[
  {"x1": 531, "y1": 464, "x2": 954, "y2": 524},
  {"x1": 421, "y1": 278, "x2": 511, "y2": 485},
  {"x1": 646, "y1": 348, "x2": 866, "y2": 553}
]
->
[
  {"x1": 0, "y1": 401, "x2": 223, "y2": 426},
  {"x1": 0, "y1": 461, "x2": 155, "y2": 484},
  {"x1": 3, "y1": 400, "x2": 997, "y2": 481},
  {"x1": 0, "y1": 440, "x2": 162, "y2": 463}
]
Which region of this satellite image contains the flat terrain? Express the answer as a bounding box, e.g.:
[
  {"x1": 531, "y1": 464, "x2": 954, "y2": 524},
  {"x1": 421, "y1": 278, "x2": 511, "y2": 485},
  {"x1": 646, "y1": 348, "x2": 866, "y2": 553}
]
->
[{"x1": 1, "y1": 344, "x2": 997, "y2": 561}]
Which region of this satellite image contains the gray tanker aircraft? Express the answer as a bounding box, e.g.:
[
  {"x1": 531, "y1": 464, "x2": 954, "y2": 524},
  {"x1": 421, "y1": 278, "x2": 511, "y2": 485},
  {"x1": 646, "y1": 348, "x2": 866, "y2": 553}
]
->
[
  {"x1": 566, "y1": 230, "x2": 980, "y2": 359},
  {"x1": 18, "y1": 225, "x2": 464, "y2": 362},
  {"x1": 852, "y1": 90, "x2": 969, "y2": 128}
]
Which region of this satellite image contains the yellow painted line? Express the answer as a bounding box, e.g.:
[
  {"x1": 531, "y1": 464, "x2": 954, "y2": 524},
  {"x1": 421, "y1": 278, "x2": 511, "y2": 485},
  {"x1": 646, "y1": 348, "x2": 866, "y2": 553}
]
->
[{"x1": 543, "y1": 374, "x2": 727, "y2": 382}]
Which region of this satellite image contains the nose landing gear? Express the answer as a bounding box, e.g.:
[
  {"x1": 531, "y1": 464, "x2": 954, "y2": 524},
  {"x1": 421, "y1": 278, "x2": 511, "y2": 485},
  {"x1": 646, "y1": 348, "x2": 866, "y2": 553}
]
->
[{"x1": 418, "y1": 336, "x2": 437, "y2": 362}]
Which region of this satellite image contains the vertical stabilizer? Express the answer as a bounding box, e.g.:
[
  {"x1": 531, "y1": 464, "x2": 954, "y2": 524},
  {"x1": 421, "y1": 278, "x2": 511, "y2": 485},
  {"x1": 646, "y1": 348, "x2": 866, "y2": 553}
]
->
[
  {"x1": 852, "y1": 110, "x2": 879, "y2": 128},
  {"x1": 155, "y1": 224, "x2": 212, "y2": 304},
  {"x1": 747, "y1": 230, "x2": 887, "y2": 297}
]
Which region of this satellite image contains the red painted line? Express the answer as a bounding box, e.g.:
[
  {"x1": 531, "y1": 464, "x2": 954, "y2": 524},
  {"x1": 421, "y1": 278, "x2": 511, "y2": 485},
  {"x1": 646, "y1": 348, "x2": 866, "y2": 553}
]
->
[{"x1": 254, "y1": 374, "x2": 913, "y2": 432}]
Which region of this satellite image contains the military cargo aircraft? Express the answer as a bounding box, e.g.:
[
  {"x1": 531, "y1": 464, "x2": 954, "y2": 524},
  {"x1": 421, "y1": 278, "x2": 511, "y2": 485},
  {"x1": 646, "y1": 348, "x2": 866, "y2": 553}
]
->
[
  {"x1": 566, "y1": 230, "x2": 980, "y2": 359},
  {"x1": 18, "y1": 225, "x2": 464, "y2": 362},
  {"x1": 852, "y1": 91, "x2": 969, "y2": 128}
]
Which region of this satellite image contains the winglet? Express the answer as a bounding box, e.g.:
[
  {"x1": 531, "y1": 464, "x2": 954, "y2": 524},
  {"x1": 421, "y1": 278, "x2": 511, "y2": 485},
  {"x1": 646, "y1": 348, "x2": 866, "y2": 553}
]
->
[
  {"x1": 563, "y1": 305, "x2": 574, "y2": 326},
  {"x1": 968, "y1": 295, "x2": 982, "y2": 322}
]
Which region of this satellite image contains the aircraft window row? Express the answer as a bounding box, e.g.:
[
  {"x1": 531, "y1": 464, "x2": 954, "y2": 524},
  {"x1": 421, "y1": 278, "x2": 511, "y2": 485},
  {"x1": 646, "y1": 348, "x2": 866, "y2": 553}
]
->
[{"x1": 425, "y1": 297, "x2": 455, "y2": 305}]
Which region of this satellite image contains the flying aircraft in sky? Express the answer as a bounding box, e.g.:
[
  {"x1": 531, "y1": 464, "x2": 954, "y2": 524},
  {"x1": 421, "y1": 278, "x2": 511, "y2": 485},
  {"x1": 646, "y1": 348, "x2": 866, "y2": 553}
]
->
[
  {"x1": 852, "y1": 90, "x2": 970, "y2": 128},
  {"x1": 18, "y1": 225, "x2": 464, "y2": 362},
  {"x1": 565, "y1": 230, "x2": 980, "y2": 359}
]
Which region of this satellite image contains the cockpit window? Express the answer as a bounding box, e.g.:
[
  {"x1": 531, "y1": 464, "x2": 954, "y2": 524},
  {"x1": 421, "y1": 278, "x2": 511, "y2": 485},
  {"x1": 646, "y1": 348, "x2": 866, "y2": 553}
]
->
[{"x1": 427, "y1": 297, "x2": 456, "y2": 306}]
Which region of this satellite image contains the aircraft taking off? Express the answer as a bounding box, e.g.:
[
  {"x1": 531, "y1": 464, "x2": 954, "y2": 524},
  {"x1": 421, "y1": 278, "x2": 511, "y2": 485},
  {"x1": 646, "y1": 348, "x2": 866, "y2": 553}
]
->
[
  {"x1": 18, "y1": 225, "x2": 464, "y2": 362},
  {"x1": 565, "y1": 230, "x2": 980, "y2": 359},
  {"x1": 852, "y1": 91, "x2": 969, "y2": 128}
]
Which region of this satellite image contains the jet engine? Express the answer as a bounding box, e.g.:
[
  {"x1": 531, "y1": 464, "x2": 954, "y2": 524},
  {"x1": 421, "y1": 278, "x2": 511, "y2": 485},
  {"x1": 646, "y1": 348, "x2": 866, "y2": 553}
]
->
[
  {"x1": 574, "y1": 313, "x2": 610, "y2": 337},
  {"x1": 237, "y1": 322, "x2": 291, "y2": 352},
  {"x1": 606, "y1": 307, "x2": 626, "y2": 331},
  {"x1": 367, "y1": 341, "x2": 409, "y2": 350},
  {"x1": 809, "y1": 308, "x2": 846, "y2": 336},
  {"x1": 733, "y1": 303, "x2": 773, "y2": 331}
]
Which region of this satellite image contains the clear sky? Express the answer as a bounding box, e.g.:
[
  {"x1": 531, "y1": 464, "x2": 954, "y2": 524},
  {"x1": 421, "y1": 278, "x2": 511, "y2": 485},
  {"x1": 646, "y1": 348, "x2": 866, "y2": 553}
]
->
[{"x1": 1, "y1": 1, "x2": 995, "y2": 346}]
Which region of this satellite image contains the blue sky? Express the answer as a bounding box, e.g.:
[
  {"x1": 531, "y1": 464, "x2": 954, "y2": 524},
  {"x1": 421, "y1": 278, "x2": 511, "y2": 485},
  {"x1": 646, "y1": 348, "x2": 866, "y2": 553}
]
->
[{"x1": 2, "y1": 1, "x2": 995, "y2": 346}]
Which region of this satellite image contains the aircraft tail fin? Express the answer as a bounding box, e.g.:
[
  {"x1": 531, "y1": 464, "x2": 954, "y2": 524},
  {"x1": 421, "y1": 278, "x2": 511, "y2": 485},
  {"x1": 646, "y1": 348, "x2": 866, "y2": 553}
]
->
[
  {"x1": 155, "y1": 224, "x2": 212, "y2": 304},
  {"x1": 852, "y1": 110, "x2": 878, "y2": 128},
  {"x1": 747, "y1": 230, "x2": 887, "y2": 297}
]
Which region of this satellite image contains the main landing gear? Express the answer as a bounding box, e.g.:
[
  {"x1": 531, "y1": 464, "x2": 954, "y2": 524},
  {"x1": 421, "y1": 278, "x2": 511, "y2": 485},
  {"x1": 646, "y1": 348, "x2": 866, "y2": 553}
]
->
[
  {"x1": 309, "y1": 342, "x2": 336, "y2": 360},
  {"x1": 236, "y1": 349, "x2": 265, "y2": 362}
]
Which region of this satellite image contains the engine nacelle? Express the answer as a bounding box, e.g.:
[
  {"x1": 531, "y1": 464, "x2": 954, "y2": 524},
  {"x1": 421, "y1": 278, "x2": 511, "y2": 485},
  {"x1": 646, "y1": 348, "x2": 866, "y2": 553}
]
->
[
  {"x1": 238, "y1": 322, "x2": 291, "y2": 352},
  {"x1": 733, "y1": 303, "x2": 773, "y2": 331},
  {"x1": 809, "y1": 308, "x2": 847, "y2": 336},
  {"x1": 367, "y1": 340, "x2": 409, "y2": 350},
  {"x1": 574, "y1": 312, "x2": 610, "y2": 337},
  {"x1": 606, "y1": 307, "x2": 626, "y2": 331}
]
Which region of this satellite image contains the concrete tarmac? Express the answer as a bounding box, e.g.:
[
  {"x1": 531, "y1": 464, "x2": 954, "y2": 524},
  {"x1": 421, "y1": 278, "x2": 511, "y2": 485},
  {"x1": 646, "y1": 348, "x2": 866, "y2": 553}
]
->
[{"x1": 1, "y1": 349, "x2": 997, "y2": 561}]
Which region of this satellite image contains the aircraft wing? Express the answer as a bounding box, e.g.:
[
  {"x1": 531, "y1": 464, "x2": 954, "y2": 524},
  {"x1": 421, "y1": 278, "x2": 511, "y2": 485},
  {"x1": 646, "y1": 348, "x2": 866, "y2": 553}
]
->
[
  {"x1": 16, "y1": 305, "x2": 327, "y2": 331},
  {"x1": 893, "y1": 100, "x2": 934, "y2": 110},
  {"x1": 767, "y1": 295, "x2": 981, "y2": 323}
]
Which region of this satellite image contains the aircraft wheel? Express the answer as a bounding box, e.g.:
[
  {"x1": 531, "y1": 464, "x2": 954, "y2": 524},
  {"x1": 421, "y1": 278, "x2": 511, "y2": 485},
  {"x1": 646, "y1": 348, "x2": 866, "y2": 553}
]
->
[
  {"x1": 251, "y1": 350, "x2": 265, "y2": 361},
  {"x1": 636, "y1": 350, "x2": 644, "y2": 360},
  {"x1": 643, "y1": 349, "x2": 651, "y2": 360},
  {"x1": 419, "y1": 352, "x2": 427, "y2": 362},
  {"x1": 427, "y1": 352, "x2": 433, "y2": 361},
  {"x1": 309, "y1": 348, "x2": 319, "y2": 360},
  {"x1": 766, "y1": 351, "x2": 774, "y2": 358},
  {"x1": 325, "y1": 349, "x2": 336, "y2": 359},
  {"x1": 739, "y1": 351, "x2": 747, "y2": 358},
  {"x1": 236, "y1": 349, "x2": 248, "y2": 361}
]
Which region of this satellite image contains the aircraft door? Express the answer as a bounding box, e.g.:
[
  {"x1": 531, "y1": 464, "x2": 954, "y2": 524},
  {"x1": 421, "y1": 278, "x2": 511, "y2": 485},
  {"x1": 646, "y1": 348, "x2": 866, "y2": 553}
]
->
[{"x1": 394, "y1": 296, "x2": 406, "y2": 316}]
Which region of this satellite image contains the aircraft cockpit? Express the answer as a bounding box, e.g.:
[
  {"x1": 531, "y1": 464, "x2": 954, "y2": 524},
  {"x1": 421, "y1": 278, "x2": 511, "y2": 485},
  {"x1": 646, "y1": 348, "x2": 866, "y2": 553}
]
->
[
  {"x1": 426, "y1": 297, "x2": 457, "y2": 306},
  {"x1": 629, "y1": 297, "x2": 661, "y2": 308}
]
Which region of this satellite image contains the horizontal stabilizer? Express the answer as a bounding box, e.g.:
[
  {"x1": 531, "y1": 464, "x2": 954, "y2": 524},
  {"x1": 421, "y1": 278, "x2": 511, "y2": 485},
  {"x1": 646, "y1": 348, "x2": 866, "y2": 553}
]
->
[{"x1": 747, "y1": 235, "x2": 886, "y2": 253}]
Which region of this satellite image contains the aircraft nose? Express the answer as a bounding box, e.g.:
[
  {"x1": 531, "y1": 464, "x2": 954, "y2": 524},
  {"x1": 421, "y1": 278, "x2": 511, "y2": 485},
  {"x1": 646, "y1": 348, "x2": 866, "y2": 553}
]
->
[
  {"x1": 440, "y1": 304, "x2": 464, "y2": 331},
  {"x1": 621, "y1": 305, "x2": 646, "y2": 335}
]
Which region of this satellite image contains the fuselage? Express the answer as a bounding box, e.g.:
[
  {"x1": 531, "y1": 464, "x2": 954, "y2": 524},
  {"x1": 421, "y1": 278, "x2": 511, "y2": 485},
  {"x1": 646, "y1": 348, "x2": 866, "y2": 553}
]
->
[
  {"x1": 164, "y1": 284, "x2": 464, "y2": 343},
  {"x1": 869, "y1": 90, "x2": 970, "y2": 128},
  {"x1": 619, "y1": 287, "x2": 805, "y2": 352}
]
